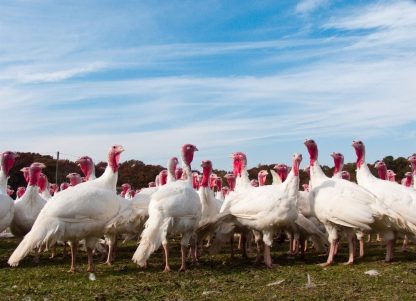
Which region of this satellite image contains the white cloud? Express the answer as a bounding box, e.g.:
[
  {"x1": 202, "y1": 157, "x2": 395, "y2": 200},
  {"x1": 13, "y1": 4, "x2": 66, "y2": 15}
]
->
[
  {"x1": 295, "y1": 0, "x2": 328, "y2": 14},
  {"x1": 14, "y1": 62, "x2": 107, "y2": 83},
  {"x1": 325, "y1": 1, "x2": 416, "y2": 30},
  {"x1": 3, "y1": 53, "x2": 416, "y2": 168}
]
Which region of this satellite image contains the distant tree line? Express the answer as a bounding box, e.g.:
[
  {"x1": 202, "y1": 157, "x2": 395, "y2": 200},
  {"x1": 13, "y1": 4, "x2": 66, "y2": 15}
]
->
[{"x1": 6, "y1": 152, "x2": 412, "y2": 198}]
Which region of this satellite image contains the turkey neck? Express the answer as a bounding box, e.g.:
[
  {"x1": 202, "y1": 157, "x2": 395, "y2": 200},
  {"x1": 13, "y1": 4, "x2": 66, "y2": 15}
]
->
[
  {"x1": 89, "y1": 172, "x2": 96, "y2": 181},
  {"x1": 0, "y1": 170, "x2": 8, "y2": 194},
  {"x1": 167, "y1": 159, "x2": 177, "y2": 184},
  {"x1": 81, "y1": 162, "x2": 96, "y2": 182},
  {"x1": 41, "y1": 187, "x2": 52, "y2": 199},
  {"x1": 167, "y1": 172, "x2": 176, "y2": 184},
  {"x1": 355, "y1": 158, "x2": 376, "y2": 188},
  {"x1": 95, "y1": 166, "x2": 118, "y2": 191},
  {"x1": 309, "y1": 160, "x2": 329, "y2": 187},
  {"x1": 332, "y1": 171, "x2": 342, "y2": 179},
  {"x1": 182, "y1": 161, "x2": 193, "y2": 185},
  {"x1": 403, "y1": 176, "x2": 412, "y2": 187},
  {"x1": 199, "y1": 168, "x2": 212, "y2": 216},
  {"x1": 236, "y1": 169, "x2": 251, "y2": 190},
  {"x1": 88, "y1": 165, "x2": 96, "y2": 181},
  {"x1": 200, "y1": 167, "x2": 210, "y2": 188},
  {"x1": 23, "y1": 183, "x2": 41, "y2": 203},
  {"x1": 332, "y1": 159, "x2": 343, "y2": 178},
  {"x1": 281, "y1": 167, "x2": 300, "y2": 202}
]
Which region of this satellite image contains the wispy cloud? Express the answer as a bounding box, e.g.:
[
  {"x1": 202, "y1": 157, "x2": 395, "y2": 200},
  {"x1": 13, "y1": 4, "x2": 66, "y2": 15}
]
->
[
  {"x1": 4, "y1": 52, "x2": 416, "y2": 167},
  {"x1": 325, "y1": 1, "x2": 416, "y2": 30},
  {"x1": 13, "y1": 62, "x2": 108, "y2": 83},
  {"x1": 295, "y1": 0, "x2": 329, "y2": 14}
]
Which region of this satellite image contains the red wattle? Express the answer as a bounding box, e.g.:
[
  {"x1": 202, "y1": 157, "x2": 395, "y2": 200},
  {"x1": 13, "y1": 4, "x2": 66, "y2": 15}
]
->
[
  {"x1": 201, "y1": 167, "x2": 211, "y2": 187},
  {"x1": 293, "y1": 162, "x2": 299, "y2": 176},
  {"x1": 215, "y1": 178, "x2": 222, "y2": 191},
  {"x1": 160, "y1": 174, "x2": 167, "y2": 185},
  {"x1": 29, "y1": 171, "x2": 40, "y2": 186},
  {"x1": 227, "y1": 177, "x2": 236, "y2": 191}
]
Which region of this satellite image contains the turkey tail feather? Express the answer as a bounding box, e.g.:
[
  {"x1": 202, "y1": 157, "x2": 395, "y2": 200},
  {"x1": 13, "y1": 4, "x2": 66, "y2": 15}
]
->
[
  {"x1": 8, "y1": 218, "x2": 59, "y2": 266},
  {"x1": 132, "y1": 211, "x2": 167, "y2": 266}
]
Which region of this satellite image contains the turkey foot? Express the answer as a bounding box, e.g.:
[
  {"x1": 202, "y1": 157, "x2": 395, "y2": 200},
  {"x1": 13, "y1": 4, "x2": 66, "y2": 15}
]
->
[
  {"x1": 68, "y1": 266, "x2": 77, "y2": 273},
  {"x1": 319, "y1": 261, "x2": 333, "y2": 267},
  {"x1": 163, "y1": 266, "x2": 171, "y2": 273}
]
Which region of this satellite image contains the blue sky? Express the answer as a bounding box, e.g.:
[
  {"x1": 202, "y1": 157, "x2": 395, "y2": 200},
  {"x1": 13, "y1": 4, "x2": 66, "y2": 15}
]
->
[{"x1": 1, "y1": 0, "x2": 416, "y2": 172}]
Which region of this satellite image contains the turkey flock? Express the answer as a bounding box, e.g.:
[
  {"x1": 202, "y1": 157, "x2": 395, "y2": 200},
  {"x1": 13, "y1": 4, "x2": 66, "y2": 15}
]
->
[{"x1": 1, "y1": 139, "x2": 416, "y2": 274}]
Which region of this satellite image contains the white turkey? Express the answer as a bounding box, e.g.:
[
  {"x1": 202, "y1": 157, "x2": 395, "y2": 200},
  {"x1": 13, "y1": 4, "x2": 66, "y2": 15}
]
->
[
  {"x1": 76, "y1": 153, "x2": 147, "y2": 265},
  {"x1": 126, "y1": 189, "x2": 136, "y2": 199},
  {"x1": 120, "y1": 183, "x2": 131, "y2": 198},
  {"x1": 257, "y1": 170, "x2": 268, "y2": 186},
  {"x1": 352, "y1": 140, "x2": 416, "y2": 262},
  {"x1": 387, "y1": 170, "x2": 397, "y2": 183},
  {"x1": 166, "y1": 157, "x2": 179, "y2": 184},
  {"x1": 10, "y1": 163, "x2": 47, "y2": 238},
  {"x1": 250, "y1": 179, "x2": 259, "y2": 187},
  {"x1": 59, "y1": 182, "x2": 69, "y2": 192},
  {"x1": 375, "y1": 159, "x2": 416, "y2": 255},
  {"x1": 330, "y1": 151, "x2": 367, "y2": 258},
  {"x1": 341, "y1": 171, "x2": 351, "y2": 181},
  {"x1": 132, "y1": 144, "x2": 201, "y2": 272},
  {"x1": 38, "y1": 173, "x2": 53, "y2": 200},
  {"x1": 304, "y1": 139, "x2": 391, "y2": 266},
  {"x1": 77, "y1": 156, "x2": 96, "y2": 181},
  {"x1": 195, "y1": 160, "x2": 222, "y2": 251},
  {"x1": 49, "y1": 183, "x2": 59, "y2": 196},
  {"x1": 8, "y1": 145, "x2": 133, "y2": 273},
  {"x1": 214, "y1": 153, "x2": 255, "y2": 260},
  {"x1": 192, "y1": 172, "x2": 200, "y2": 190},
  {"x1": 67, "y1": 173, "x2": 82, "y2": 186},
  {"x1": 15, "y1": 187, "x2": 26, "y2": 200},
  {"x1": 401, "y1": 171, "x2": 412, "y2": 187},
  {"x1": 210, "y1": 153, "x2": 303, "y2": 267},
  {"x1": 198, "y1": 160, "x2": 221, "y2": 227},
  {"x1": 0, "y1": 151, "x2": 18, "y2": 233},
  {"x1": 273, "y1": 161, "x2": 327, "y2": 257}
]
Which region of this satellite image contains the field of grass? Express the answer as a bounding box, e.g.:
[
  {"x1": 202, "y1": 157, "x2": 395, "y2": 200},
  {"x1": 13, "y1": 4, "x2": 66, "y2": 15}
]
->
[{"x1": 1, "y1": 237, "x2": 416, "y2": 300}]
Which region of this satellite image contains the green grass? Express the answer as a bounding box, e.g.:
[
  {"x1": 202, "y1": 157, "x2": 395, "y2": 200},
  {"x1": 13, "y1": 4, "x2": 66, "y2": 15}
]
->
[{"x1": 1, "y1": 237, "x2": 416, "y2": 300}]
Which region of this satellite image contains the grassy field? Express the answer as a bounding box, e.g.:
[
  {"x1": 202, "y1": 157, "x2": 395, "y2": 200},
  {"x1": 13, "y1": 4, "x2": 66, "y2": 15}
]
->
[{"x1": 1, "y1": 237, "x2": 416, "y2": 300}]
